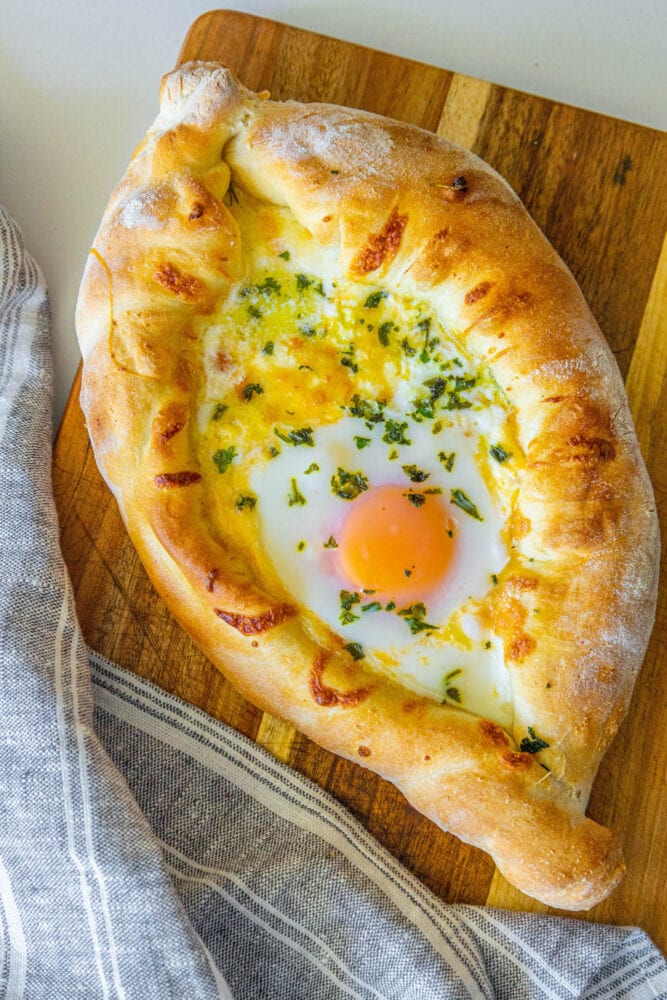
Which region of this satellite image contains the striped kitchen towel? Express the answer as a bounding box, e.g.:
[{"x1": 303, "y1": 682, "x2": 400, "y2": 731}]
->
[{"x1": 1, "y1": 203, "x2": 665, "y2": 999}]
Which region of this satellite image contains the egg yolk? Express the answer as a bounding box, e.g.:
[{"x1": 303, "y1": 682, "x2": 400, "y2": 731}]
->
[{"x1": 336, "y1": 484, "x2": 456, "y2": 603}]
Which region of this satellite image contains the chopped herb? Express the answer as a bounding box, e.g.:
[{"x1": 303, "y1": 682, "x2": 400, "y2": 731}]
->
[
  {"x1": 445, "y1": 392, "x2": 473, "y2": 411},
  {"x1": 262, "y1": 341, "x2": 274, "y2": 355},
  {"x1": 454, "y1": 375, "x2": 476, "y2": 390},
  {"x1": 445, "y1": 687, "x2": 462, "y2": 703},
  {"x1": 255, "y1": 276, "x2": 281, "y2": 295},
  {"x1": 490, "y1": 444, "x2": 512, "y2": 463},
  {"x1": 361, "y1": 601, "x2": 382, "y2": 613},
  {"x1": 278, "y1": 250, "x2": 290, "y2": 260},
  {"x1": 340, "y1": 348, "x2": 359, "y2": 374},
  {"x1": 331, "y1": 169, "x2": 340, "y2": 175},
  {"x1": 242, "y1": 383, "x2": 264, "y2": 401},
  {"x1": 212, "y1": 402, "x2": 228, "y2": 421},
  {"x1": 364, "y1": 289, "x2": 388, "y2": 309},
  {"x1": 484, "y1": 641, "x2": 492, "y2": 649},
  {"x1": 401, "y1": 337, "x2": 416, "y2": 357},
  {"x1": 388, "y1": 449, "x2": 398, "y2": 460},
  {"x1": 404, "y1": 568, "x2": 413, "y2": 577},
  {"x1": 298, "y1": 364, "x2": 313, "y2": 371},
  {"x1": 405, "y1": 492, "x2": 426, "y2": 508},
  {"x1": 385, "y1": 601, "x2": 396, "y2": 611},
  {"x1": 343, "y1": 642, "x2": 365, "y2": 660},
  {"x1": 444, "y1": 669, "x2": 462, "y2": 682},
  {"x1": 377, "y1": 321, "x2": 395, "y2": 346},
  {"x1": 247, "y1": 304, "x2": 262, "y2": 319},
  {"x1": 424, "y1": 376, "x2": 447, "y2": 401},
  {"x1": 354, "y1": 436, "x2": 371, "y2": 450},
  {"x1": 312, "y1": 280, "x2": 326, "y2": 297},
  {"x1": 348, "y1": 395, "x2": 385, "y2": 424},
  {"x1": 438, "y1": 451, "x2": 456, "y2": 471},
  {"x1": 382, "y1": 419, "x2": 411, "y2": 446},
  {"x1": 491, "y1": 573, "x2": 498, "y2": 585},
  {"x1": 268, "y1": 446, "x2": 280, "y2": 458},
  {"x1": 411, "y1": 397, "x2": 435, "y2": 421},
  {"x1": 235, "y1": 495, "x2": 257, "y2": 511},
  {"x1": 297, "y1": 540, "x2": 306, "y2": 552},
  {"x1": 296, "y1": 273, "x2": 311, "y2": 292},
  {"x1": 212, "y1": 446, "x2": 237, "y2": 474},
  {"x1": 398, "y1": 602, "x2": 439, "y2": 635},
  {"x1": 323, "y1": 535, "x2": 338, "y2": 549},
  {"x1": 339, "y1": 590, "x2": 361, "y2": 625},
  {"x1": 304, "y1": 463, "x2": 320, "y2": 474},
  {"x1": 453, "y1": 357, "x2": 463, "y2": 367},
  {"x1": 274, "y1": 427, "x2": 315, "y2": 447},
  {"x1": 288, "y1": 478, "x2": 307, "y2": 506},
  {"x1": 331, "y1": 467, "x2": 369, "y2": 501},
  {"x1": 402, "y1": 464, "x2": 430, "y2": 483},
  {"x1": 432, "y1": 420, "x2": 443, "y2": 435},
  {"x1": 300, "y1": 325, "x2": 318, "y2": 337},
  {"x1": 519, "y1": 727, "x2": 550, "y2": 754},
  {"x1": 451, "y1": 488, "x2": 483, "y2": 520}
]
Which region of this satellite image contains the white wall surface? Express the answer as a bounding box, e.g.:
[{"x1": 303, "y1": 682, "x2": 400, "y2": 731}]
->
[{"x1": 2, "y1": 0, "x2": 666, "y2": 427}]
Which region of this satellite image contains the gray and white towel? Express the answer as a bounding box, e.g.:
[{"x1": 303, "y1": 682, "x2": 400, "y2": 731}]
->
[{"x1": 1, "y1": 203, "x2": 665, "y2": 999}]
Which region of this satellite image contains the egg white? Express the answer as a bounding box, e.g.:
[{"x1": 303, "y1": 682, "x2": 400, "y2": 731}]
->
[{"x1": 252, "y1": 413, "x2": 513, "y2": 727}]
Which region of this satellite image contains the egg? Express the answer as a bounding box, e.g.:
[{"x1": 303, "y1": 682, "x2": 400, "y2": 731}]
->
[
  {"x1": 200, "y1": 197, "x2": 521, "y2": 729},
  {"x1": 252, "y1": 412, "x2": 513, "y2": 726}
]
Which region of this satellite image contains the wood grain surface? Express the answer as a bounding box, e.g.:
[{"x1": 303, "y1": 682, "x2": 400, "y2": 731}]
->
[{"x1": 53, "y1": 10, "x2": 667, "y2": 947}]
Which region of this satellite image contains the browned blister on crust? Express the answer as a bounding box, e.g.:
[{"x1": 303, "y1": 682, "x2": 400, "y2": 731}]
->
[{"x1": 75, "y1": 62, "x2": 659, "y2": 910}]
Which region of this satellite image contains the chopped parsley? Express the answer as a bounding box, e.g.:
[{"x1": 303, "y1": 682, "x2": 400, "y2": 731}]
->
[
  {"x1": 343, "y1": 642, "x2": 365, "y2": 660},
  {"x1": 288, "y1": 478, "x2": 307, "y2": 507},
  {"x1": 296, "y1": 274, "x2": 326, "y2": 295},
  {"x1": 445, "y1": 687, "x2": 462, "y2": 703},
  {"x1": 401, "y1": 337, "x2": 416, "y2": 357},
  {"x1": 364, "y1": 289, "x2": 388, "y2": 309},
  {"x1": 297, "y1": 540, "x2": 306, "y2": 552},
  {"x1": 348, "y1": 395, "x2": 385, "y2": 426},
  {"x1": 361, "y1": 601, "x2": 382, "y2": 613},
  {"x1": 397, "y1": 602, "x2": 439, "y2": 635},
  {"x1": 274, "y1": 427, "x2": 315, "y2": 447},
  {"x1": 304, "y1": 463, "x2": 320, "y2": 474},
  {"x1": 247, "y1": 304, "x2": 262, "y2": 319},
  {"x1": 377, "y1": 321, "x2": 396, "y2": 346},
  {"x1": 300, "y1": 325, "x2": 318, "y2": 337},
  {"x1": 340, "y1": 345, "x2": 359, "y2": 373},
  {"x1": 405, "y1": 492, "x2": 426, "y2": 508},
  {"x1": 323, "y1": 535, "x2": 339, "y2": 549},
  {"x1": 242, "y1": 383, "x2": 264, "y2": 401},
  {"x1": 212, "y1": 446, "x2": 237, "y2": 474},
  {"x1": 490, "y1": 444, "x2": 512, "y2": 463},
  {"x1": 339, "y1": 590, "x2": 361, "y2": 625},
  {"x1": 519, "y1": 727, "x2": 550, "y2": 754},
  {"x1": 405, "y1": 487, "x2": 442, "y2": 508},
  {"x1": 278, "y1": 250, "x2": 290, "y2": 260},
  {"x1": 382, "y1": 419, "x2": 411, "y2": 446},
  {"x1": 491, "y1": 573, "x2": 498, "y2": 586},
  {"x1": 450, "y1": 488, "x2": 483, "y2": 521},
  {"x1": 354, "y1": 436, "x2": 371, "y2": 450},
  {"x1": 212, "y1": 402, "x2": 228, "y2": 421},
  {"x1": 438, "y1": 451, "x2": 456, "y2": 472},
  {"x1": 402, "y1": 464, "x2": 430, "y2": 483},
  {"x1": 262, "y1": 341, "x2": 274, "y2": 355},
  {"x1": 235, "y1": 494, "x2": 257, "y2": 511},
  {"x1": 331, "y1": 467, "x2": 369, "y2": 501},
  {"x1": 444, "y1": 669, "x2": 462, "y2": 682}
]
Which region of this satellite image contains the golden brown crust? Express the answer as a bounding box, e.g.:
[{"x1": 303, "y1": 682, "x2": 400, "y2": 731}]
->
[{"x1": 75, "y1": 61, "x2": 658, "y2": 909}]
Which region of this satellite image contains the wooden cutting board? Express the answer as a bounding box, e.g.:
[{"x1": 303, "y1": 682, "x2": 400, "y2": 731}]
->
[{"x1": 53, "y1": 10, "x2": 667, "y2": 948}]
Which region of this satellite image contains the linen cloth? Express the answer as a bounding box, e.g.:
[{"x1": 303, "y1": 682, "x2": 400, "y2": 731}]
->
[{"x1": 1, "y1": 203, "x2": 665, "y2": 999}]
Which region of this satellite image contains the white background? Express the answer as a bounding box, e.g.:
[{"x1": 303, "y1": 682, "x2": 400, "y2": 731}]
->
[{"x1": 3, "y1": 0, "x2": 666, "y2": 428}]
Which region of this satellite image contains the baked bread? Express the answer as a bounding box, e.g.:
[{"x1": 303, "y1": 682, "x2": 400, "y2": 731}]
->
[{"x1": 75, "y1": 62, "x2": 659, "y2": 909}]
